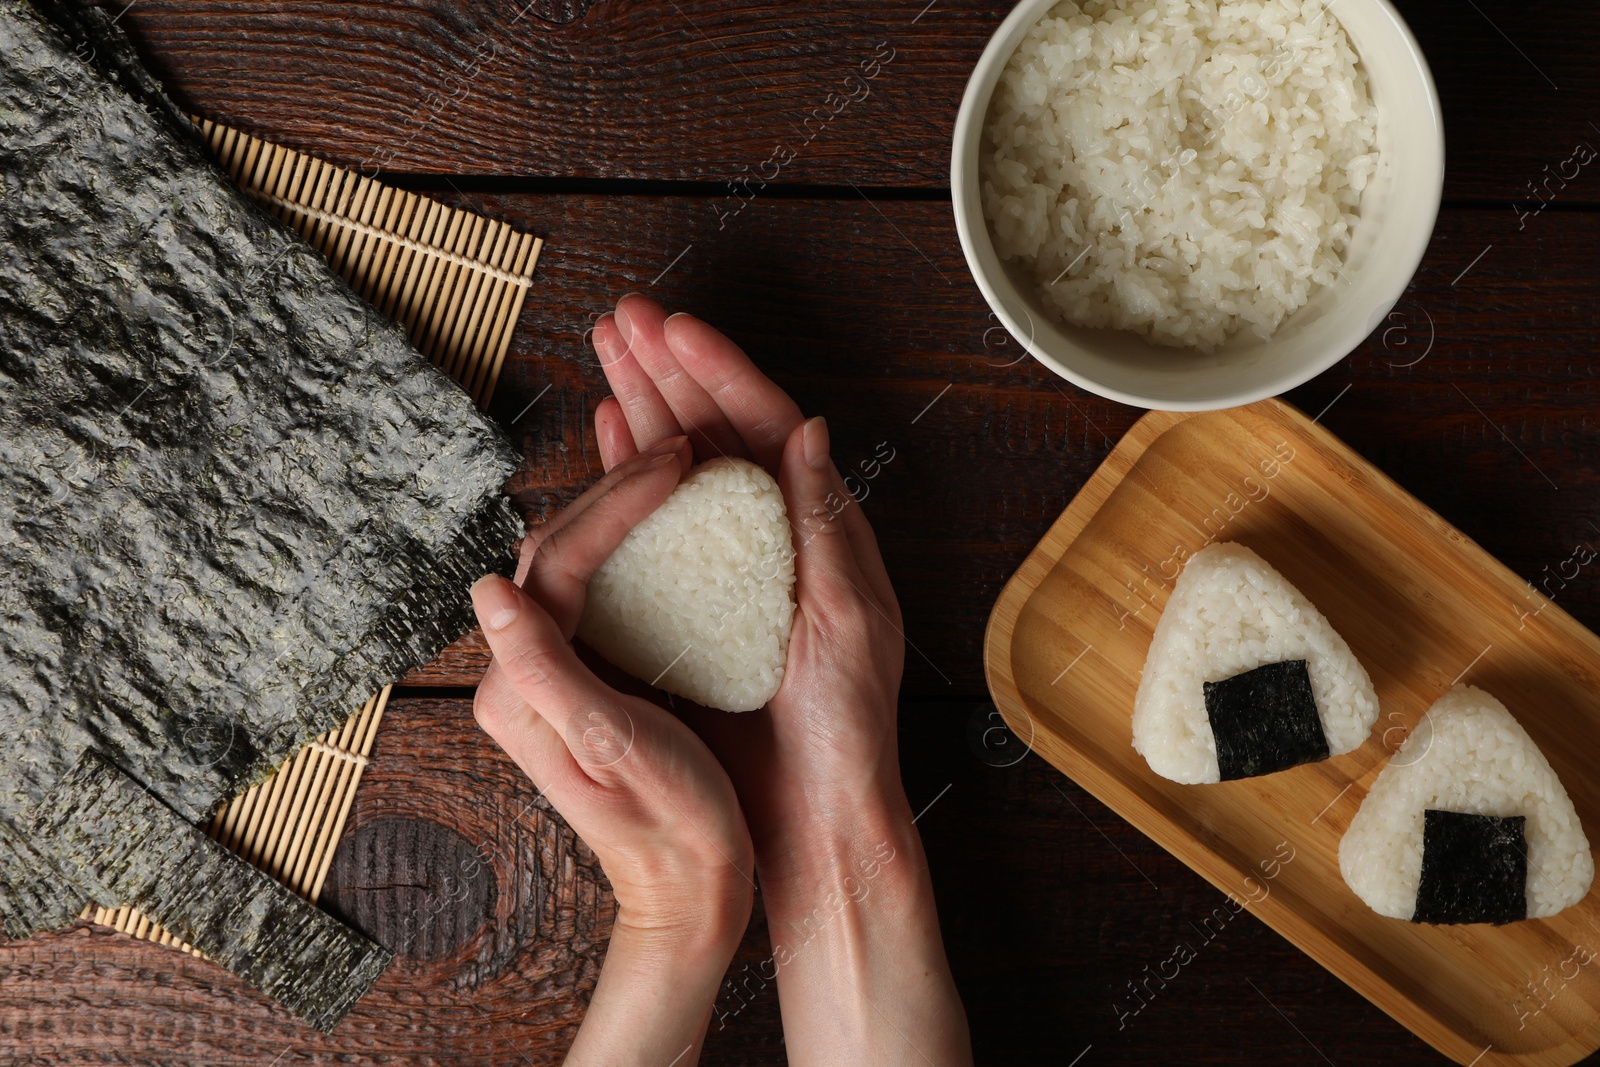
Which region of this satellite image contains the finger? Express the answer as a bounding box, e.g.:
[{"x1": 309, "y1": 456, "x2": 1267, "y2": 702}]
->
[
  {"x1": 827, "y1": 462, "x2": 900, "y2": 626},
  {"x1": 778, "y1": 417, "x2": 871, "y2": 619},
  {"x1": 474, "y1": 659, "x2": 584, "y2": 797},
  {"x1": 524, "y1": 442, "x2": 688, "y2": 637},
  {"x1": 594, "y1": 395, "x2": 639, "y2": 473},
  {"x1": 512, "y1": 528, "x2": 537, "y2": 585},
  {"x1": 471, "y1": 575, "x2": 633, "y2": 770},
  {"x1": 614, "y1": 293, "x2": 747, "y2": 463},
  {"x1": 663, "y1": 311, "x2": 804, "y2": 472},
  {"x1": 478, "y1": 656, "x2": 706, "y2": 874},
  {"x1": 594, "y1": 312, "x2": 682, "y2": 449},
  {"x1": 517, "y1": 435, "x2": 688, "y2": 580}
]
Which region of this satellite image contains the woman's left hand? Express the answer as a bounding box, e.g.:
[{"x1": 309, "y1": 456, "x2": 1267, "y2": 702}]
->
[{"x1": 470, "y1": 437, "x2": 755, "y2": 1066}]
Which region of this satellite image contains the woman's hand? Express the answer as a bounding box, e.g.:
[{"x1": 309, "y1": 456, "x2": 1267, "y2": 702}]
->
[
  {"x1": 590, "y1": 294, "x2": 906, "y2": 849},
  {"x1": 589, "y1": 293, "x2": 972, "y2": 1066},
  {"x1": 470, "y1": 437, "x2": 755, "y2": 1066}
]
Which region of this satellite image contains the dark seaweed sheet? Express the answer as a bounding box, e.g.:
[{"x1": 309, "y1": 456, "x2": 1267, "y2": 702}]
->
[
  {"x1": 1412, "y1": 810, "x2": 1529, "y2": 925},
  {"x1": 1203, "y1": 659, "x2": 1329, "y2": 780},
  {"x1": 0, "y1": 820, "x2": 84, "y2": 940},
  {"x1": 28, "y1": 753, "x2": 394, "y2": 1030},
  {"x1": 0, "y1": 0, "x2": 523, "y2": 1029}
]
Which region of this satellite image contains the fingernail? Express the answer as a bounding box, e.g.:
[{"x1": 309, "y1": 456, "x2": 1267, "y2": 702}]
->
[
  {"x1": 471, "y1": 575, "x2": 520, "y2": 631},
  {"x1": 803, "y1": 416, "x2": 829, "y2": 471},
  {"x1": 643, "y1": 451, "x2": 677, "y2": 470},
  {"x1": 592, "y1": 314, "x2": 615, "y2": 357}
]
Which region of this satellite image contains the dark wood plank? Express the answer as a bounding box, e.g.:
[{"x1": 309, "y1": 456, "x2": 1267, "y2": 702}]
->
[
  {"x1": 112, "y1": 0, "x2": 1600, "y2": 203},
  {"x1": 0, "y1": 697, "x2": 1467, "y2": 1064},
  {"x1": 6, "y1": 190, "x2": 1581, "y2": 1063},
  {"x1": 6, "y1": 2, "x2": 1597, "y2": 1062},
  {"x1": 400, "y1": 193, "x2": 1600, "y2": 703},
  {"x1": 0, "y1": 699, "x2": 601, "y2": 1064}
]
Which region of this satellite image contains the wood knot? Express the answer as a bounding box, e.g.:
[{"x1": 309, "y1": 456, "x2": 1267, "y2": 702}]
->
[{"x1": 320, "y1": 817, "x2": 497, "y2": 962}]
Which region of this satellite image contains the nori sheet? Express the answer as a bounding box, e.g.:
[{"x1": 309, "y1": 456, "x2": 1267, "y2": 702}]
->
[
  {"x1": 27, "y1": 752, "x2": 393, "y2": 1031},
  {"x1": 1412, "y1": 810, "x2": 1529, "y2": 925},
  {"x1": 0, "y1": 0, "x2": 523, "y2": 1029},
  {"x1": 1203, "y1": 659, "x2": 1329, "y2": 780},
  {"x1": 0, "y1": 820, "x2": 84, "y2": 940}
]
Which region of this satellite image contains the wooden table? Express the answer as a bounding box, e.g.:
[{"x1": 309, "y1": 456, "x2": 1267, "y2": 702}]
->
[{"x1": 4, "y1": 1, "x2": 1597, "y2": 1063}]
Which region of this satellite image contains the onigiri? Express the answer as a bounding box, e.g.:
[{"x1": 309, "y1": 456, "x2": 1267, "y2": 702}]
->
[
  {"x1": 1132, "y1": 542, "x2": 1379, "y2": 783},
  {"x1": 577, "y1": 457, "x2": 796, "y2": 713},
  {"x1": 1340, "y1": 685, "x2": 1593, "y2": 924}
]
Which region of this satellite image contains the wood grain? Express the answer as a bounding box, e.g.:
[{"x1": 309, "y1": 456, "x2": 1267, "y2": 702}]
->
[
  {"x1": 10, "y1": 2, "x2": 1600, "y2": 1059},
  {"x1": 0, "y1": 697, "x2": 1448, "y2": 1065},
  {"x1": 320, "y1": 817, "x2": 497, "y2": 962},
  {"x1": 399, "y1": 193, "x2": 1600, "y2": 700},
  {"x1": 108, "y1": 0, "x2": 1599, "y2": 203},
  {"x1": 984, "y1": 400, "x2": 1600, "y2": 1065},
  {"x1": 1, "y1": 699, "x2": 601, "y2": 1064}
]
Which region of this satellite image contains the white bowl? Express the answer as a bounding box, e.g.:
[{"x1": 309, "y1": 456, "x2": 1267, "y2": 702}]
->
[{"x1": 950, "y1": 0, "x2": 1444, "y2": 411}]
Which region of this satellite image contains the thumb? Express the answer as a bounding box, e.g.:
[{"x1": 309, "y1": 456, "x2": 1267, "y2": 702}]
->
[
  {"x1": 779, "y1": 417, "x2": 867, "y2": 617},
  {"x1": 471, "y1": 574, "x2": 634, "y2": 776},
  {"x1": 522, "y1": 438, "x2": 689, "y2": 638}
]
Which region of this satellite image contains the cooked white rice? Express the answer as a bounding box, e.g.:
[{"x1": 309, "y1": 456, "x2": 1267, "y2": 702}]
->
[
  {"x1": 981, "y1": 0, "x2": 1379, "y2": 349},
  {"x1": 576, "y1": 457, "x2": 796, "y2": 713},
  {"x1": 1340, "y1": 685, "x2": 1593, "y2": 921},
  {"x1": 1132, "y1": 542, "x2": 1378, "y2": 783}
]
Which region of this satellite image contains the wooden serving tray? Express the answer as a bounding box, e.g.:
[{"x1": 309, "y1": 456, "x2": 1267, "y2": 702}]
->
[{"x1": 984, "y1": 399, "x2": 1600, "y2": 1066}]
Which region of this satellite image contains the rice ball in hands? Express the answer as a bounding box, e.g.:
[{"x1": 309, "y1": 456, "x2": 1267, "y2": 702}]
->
[{"x1": 577, "y1": 457, "x2": 797, "y2": 712}]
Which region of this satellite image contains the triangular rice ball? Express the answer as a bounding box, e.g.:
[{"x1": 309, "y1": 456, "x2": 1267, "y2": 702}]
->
[
  {"x1": 1132, "y1": 542, "x2": 1379, "y2": 783},
  {"x1": 1340, "y1": 685, "x2": 1593, "y2": 922},
  {"x1": 578, "y1": 457, "x2": 796, "y2": 713}
]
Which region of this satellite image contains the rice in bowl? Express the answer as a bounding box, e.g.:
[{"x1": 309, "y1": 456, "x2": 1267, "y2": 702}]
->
[{"x1": 981, "y1": 0, "x2": 1379, "y2": 351}]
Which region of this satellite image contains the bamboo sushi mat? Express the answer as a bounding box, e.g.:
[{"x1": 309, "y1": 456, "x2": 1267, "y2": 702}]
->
[{"x1": 78, "y1": 119, "x2": 543, "y2": 956}]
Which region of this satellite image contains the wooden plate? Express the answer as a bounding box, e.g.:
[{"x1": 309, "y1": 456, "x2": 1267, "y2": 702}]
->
[{"x1": 983, "y1": 398, "x2": 1600, "y2": 1066}]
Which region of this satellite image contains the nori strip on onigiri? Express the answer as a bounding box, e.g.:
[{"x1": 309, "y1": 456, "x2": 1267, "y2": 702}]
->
[
  {"x1": 1411, "y1": 810, "x2": 1528, "y2": 926},
  {"x1": 1203, "y1": 659, "x2": 1329, "y2": 780},
  {"x1": 0, "y1": 0, "x2": 522, "y2": 1029}
]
